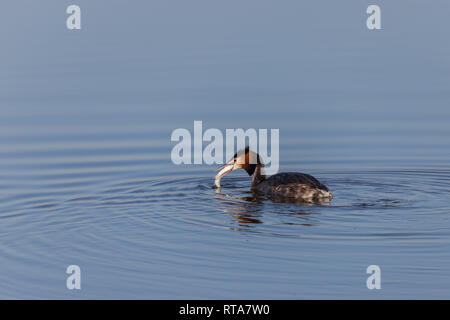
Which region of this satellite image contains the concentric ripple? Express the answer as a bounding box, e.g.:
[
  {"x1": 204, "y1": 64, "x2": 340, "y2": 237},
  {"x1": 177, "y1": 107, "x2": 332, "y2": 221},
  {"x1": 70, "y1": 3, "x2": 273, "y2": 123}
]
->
[{"x1": 1, "y1": 122, "x2": 450, "y2": 299}]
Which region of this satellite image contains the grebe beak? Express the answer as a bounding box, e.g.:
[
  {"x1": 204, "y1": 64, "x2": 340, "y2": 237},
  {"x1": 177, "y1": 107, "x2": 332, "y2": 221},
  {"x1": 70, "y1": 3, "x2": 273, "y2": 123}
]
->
[{"x1": 214, "y1": 160, "x2": 235, "y2": 188}]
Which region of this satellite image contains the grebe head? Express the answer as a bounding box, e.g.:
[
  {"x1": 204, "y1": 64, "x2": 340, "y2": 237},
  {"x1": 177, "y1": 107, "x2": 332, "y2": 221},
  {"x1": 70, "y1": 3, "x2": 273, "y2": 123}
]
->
[{"x1": 214, "y1": 147, "x2": 264, "y2": 188}]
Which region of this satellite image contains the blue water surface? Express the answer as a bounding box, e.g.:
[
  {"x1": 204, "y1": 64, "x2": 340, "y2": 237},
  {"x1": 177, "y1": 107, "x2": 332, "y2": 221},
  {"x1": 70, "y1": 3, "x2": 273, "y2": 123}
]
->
[{"x1": 0, "y1": 1, "x2": 449, "y2": 298}]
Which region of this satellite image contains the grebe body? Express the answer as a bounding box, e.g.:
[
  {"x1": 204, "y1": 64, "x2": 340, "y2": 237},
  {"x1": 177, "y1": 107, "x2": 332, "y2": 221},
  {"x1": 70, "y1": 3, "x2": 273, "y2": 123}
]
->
[
  {"x1": 214, "y1": 148, "x2": 332, "y2": 202},
  {"x1": 252, "y1": 172, "x2": 331, "y2": 201}
]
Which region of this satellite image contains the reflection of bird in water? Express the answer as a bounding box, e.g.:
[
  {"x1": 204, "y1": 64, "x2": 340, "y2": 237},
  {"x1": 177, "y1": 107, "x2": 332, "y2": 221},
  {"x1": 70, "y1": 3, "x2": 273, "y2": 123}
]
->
[
  {"x1": 214, "y1": 147, "x2": 332, "y2": 203},
  {"x1": 213, "y1": 191, "x2": 264, "y2": 226},
  {"x1": 214, "y1": 190, "x2": 316, "y2": 228}
]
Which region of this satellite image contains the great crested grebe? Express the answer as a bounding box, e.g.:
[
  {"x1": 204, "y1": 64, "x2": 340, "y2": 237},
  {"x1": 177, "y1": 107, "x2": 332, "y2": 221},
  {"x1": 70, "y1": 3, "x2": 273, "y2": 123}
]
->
[{"x1": 214, "y1": 147, "x2": 332, "y2": 202}]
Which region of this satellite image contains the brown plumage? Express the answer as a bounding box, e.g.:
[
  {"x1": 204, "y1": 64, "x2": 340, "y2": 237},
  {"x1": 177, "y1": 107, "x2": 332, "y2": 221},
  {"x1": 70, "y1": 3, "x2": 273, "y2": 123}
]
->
[{"x1": 214, "y1": 147, "x2": 332, "y2": 202}]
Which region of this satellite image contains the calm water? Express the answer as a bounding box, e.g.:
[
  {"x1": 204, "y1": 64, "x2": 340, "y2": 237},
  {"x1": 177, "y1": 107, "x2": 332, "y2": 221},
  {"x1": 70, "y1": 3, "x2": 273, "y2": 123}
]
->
[{"x1": 1, "y1": 1, "x2": 450, "y2": 299}]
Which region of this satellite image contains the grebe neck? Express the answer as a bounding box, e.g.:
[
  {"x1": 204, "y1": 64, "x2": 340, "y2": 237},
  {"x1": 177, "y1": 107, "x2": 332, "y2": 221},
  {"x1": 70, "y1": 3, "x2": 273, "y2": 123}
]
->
[{"x1": 251, "y1": 164, "x2": 266, "y2": 187}]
